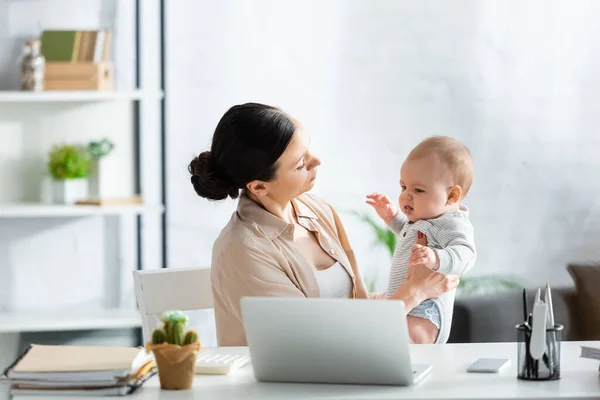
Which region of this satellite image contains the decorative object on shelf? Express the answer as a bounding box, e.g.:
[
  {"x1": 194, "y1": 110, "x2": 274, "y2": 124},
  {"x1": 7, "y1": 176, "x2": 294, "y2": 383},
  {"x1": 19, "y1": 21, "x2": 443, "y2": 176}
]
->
[
  {"x1": 146, "y1": 310, "x2": 202, "y2": 390},
  {"x1": 352, "y1": 211, "x2": 521, "y2": 296},
  {"x1": 86, "y1": 137, "x2": 115, "y2": 200},
  {"x1": 47, "y1": 143, "x2": 90, "y2": 204},
  {"x1": 45, "y1": 61, "x2": 114, "y2": 91},
  {"x1": 19, "y1": 39, "x2": 45, "y2": 91},
  {"x1": 40, "y1": 29, "x2": 114, "y2": 91}
]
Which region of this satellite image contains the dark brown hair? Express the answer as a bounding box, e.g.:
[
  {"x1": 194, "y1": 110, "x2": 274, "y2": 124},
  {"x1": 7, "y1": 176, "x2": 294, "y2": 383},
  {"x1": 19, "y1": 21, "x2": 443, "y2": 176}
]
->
[{"x1": 188, "y1": 103, "x2": 296, "y2": 200}]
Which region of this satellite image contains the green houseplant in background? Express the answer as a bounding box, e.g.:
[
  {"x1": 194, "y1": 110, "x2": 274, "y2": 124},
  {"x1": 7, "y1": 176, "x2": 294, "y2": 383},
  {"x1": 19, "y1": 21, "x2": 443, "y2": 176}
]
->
[
  {"x1": 353, "y1": 211, "x2": 520, "y2": 296},
  {"x1": 47, "y1": 143, "x2": 90, "y2": 204}
]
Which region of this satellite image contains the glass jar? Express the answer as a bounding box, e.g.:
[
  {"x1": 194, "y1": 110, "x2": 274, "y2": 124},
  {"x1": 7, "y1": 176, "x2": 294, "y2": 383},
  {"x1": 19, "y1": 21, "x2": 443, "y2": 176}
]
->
[{"x1": 19, "y1": 39, "x2": 45, "y2": 91}]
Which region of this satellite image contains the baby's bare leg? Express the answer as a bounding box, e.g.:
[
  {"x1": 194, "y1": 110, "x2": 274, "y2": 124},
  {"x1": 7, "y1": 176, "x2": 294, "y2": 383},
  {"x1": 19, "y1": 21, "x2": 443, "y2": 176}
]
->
[{"x1": 407, "y1": 315, "x2": 439, "y2": 344}]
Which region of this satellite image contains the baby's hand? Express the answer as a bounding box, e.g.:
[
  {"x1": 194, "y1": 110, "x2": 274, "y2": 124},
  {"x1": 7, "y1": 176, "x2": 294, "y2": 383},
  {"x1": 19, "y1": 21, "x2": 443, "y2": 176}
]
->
[
  {"x1": 409, "y1": 244, "x2": 439, "y2": 271},
  {"x1": 365, "y1": 193, "x2": 398, "y2": 225}
]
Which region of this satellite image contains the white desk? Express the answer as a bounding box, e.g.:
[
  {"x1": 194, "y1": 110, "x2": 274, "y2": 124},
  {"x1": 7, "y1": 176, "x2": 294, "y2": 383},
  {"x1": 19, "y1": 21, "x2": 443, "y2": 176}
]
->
[{"x1": 13, "y1": 342, "x2": 600, "y2": 400}]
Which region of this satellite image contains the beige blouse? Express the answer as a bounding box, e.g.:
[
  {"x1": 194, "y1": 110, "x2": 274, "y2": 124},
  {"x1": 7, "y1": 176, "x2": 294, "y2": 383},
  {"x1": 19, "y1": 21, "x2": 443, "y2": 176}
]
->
[{"x1": 210, "y1": 192, "x2": 376, "y2": 346}]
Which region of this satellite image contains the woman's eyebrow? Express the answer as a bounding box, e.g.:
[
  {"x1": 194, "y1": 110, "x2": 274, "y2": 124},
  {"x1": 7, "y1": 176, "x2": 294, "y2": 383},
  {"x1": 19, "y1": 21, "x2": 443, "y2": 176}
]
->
[{"x1": 293, "y1": 150, "x2": 308, "y2": 166}]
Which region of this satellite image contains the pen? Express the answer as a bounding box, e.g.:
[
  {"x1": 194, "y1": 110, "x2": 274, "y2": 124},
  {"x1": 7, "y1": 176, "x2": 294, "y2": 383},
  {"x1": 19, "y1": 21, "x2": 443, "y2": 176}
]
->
[
  {"x1": 545, "y1": 283, "x2": 555, "y2": 328},
  {"x1": 527, "y1": 313, "x2": 534, "y2": 378},
  {"x1": 522, "y1": 289, "x2": 528, "y2": 324},
  {"x1": 545, "y1": 283, "x2": 556, "y2": 376},
  {"x1": 522, "y1": 289, "x2": 532, "y2": 378}
]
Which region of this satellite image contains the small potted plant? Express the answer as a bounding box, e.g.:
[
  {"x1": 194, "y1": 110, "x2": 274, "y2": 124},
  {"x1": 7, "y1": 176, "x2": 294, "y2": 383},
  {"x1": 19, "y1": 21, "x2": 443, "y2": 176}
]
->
[
  {"x1": 87, "y1": 138, "x2": 115, "y2": 200},
  {"x1": 146, "y1": 311, "x2": 201, "y2": 390},
  {"x1": 47, "y1": 143, "x2": 90, "y2": 204}
]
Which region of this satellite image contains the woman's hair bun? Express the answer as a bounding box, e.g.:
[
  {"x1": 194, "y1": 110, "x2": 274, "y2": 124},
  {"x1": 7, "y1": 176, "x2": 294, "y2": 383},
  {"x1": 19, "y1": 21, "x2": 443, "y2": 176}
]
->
[{"x1": 188, "y1": 151, "x2": 240, "y2": 200}]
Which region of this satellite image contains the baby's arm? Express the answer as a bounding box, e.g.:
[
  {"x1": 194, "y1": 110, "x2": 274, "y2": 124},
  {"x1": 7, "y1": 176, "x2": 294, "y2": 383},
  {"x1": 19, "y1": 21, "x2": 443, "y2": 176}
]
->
[
  {"x1": 386, "y1": 212, "x2": 406, "y2": 235},
  {"x1": 433, "y1": 218, "x2": 476, "y2": 276},
  {"x1": 365, "y1": 193, "x2": 405, "y2": 235}
]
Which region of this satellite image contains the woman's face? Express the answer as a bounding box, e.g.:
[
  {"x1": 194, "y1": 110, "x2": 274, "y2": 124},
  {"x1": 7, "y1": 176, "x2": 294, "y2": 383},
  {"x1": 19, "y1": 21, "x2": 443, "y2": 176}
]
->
[{"x1": 263, "y1": 127, "x2": 321, "y2": 203}]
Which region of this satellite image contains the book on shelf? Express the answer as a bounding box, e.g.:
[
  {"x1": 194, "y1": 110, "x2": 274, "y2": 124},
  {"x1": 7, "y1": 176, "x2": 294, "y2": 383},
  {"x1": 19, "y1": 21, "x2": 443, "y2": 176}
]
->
[
  {"x1": 0, "y1": 344, "x2": 156, "y2": 397},
  {"x1": 40, "y1": 30, "x2": 112, "y2": 63},
  {"x1": 40, "y1": 29, "x2": 114, "y2": 91}
]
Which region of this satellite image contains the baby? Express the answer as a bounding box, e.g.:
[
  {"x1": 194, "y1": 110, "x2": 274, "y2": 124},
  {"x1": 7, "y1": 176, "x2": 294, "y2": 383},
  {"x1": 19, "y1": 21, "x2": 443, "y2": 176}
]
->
[{"x1": 366, "y1": 136, "x2": 476, "y2": 344}]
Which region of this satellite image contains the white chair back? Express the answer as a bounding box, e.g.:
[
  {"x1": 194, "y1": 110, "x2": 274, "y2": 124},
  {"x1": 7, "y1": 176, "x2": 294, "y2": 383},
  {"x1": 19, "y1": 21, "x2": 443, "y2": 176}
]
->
[{"x1": 133, "y1": 267, "x2": 213, "y2": 344}]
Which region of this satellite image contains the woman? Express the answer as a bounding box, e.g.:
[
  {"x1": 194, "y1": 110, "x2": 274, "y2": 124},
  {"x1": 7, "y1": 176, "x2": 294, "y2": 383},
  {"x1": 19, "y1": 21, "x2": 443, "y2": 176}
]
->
[{"x1": 189, "y1": 103, "x2": 459, "y2": 347}]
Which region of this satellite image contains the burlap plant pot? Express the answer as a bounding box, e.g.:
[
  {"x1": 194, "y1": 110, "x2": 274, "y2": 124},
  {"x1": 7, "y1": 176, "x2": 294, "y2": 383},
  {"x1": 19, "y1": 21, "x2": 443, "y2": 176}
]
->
[{"x1": 147, "y1": 342, "x2": 201, "y2": 390}]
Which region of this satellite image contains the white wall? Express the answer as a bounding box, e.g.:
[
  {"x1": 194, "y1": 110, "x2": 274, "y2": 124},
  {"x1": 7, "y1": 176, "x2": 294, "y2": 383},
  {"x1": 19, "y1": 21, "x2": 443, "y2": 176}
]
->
[{"x1": 166, "y1": 0, "x2": 600, "y2": 290}]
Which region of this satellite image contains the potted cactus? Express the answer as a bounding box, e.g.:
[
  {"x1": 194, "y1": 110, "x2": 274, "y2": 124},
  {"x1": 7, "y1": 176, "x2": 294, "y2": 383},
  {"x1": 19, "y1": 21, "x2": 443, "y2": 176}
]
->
[{"x1": 146, "y1": 311, "x2": 201, "y2": 390}]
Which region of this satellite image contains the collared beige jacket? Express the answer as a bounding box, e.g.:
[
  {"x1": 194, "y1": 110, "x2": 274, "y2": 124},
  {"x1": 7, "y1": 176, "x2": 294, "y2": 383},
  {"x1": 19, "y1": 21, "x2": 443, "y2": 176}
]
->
[{"x1": 211, "y1": 192, "x2": 377, "y2": 346}]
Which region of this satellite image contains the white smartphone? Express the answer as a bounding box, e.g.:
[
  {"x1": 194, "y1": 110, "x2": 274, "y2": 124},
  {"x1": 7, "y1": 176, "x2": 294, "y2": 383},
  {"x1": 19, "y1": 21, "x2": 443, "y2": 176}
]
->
[{"x1": 467, "y1": 358, "x2": 511, "y2": 373}]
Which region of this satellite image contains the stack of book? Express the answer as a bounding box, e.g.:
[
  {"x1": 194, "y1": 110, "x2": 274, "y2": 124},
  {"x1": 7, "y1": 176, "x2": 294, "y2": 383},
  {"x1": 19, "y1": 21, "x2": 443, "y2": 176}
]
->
[
  {"x1": 580, "y1": 345, "x2": 600, "y2": 373},
  {"x1": 40, "y1": 29, "x2": 113, "y2": 90},
  {"x1": 1, "y1": 344, "x2": 155, "y2": 397}
]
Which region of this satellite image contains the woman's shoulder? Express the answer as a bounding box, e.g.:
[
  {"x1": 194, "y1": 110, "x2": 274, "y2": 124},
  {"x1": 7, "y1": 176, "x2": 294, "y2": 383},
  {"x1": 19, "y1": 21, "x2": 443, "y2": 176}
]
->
[
  {"x1": 212, "y1": 212, "x2": 263, "y2": 261},
  {"x1": 214, "y1": 207, "x2": 292, "y2": 263}
]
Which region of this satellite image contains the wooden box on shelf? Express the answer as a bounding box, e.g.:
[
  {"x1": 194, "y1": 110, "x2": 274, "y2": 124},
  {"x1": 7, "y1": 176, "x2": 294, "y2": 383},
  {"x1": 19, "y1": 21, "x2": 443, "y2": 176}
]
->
[{"x1": 44, "y1": 62, "x2": 114, "y2": 91}]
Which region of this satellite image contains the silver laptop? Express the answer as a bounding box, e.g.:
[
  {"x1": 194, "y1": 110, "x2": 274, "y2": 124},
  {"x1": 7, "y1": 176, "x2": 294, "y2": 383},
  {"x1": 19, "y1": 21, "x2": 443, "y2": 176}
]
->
[{"x1": 240, "y1": 297, "x2": 432, "y2": 386}]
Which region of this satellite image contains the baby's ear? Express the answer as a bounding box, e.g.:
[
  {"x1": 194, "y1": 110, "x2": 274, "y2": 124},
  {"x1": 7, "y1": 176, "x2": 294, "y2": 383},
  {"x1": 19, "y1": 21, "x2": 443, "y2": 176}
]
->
[{"x1": 447, "y1": 185, "x2": 462, "y2": 205}]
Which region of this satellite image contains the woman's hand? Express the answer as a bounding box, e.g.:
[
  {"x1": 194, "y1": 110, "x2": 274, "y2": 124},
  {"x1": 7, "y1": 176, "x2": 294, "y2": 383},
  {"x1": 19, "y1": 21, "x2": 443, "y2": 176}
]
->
[
  {"x1": 409, "y1": 233, "x2": 439, "y2": 271},
  {"x1": 390, "y1": 232, "x2": 459, "y2": 310},
  {"x1": 365, "y1": 193, "x2": 399, "y2": 225}
]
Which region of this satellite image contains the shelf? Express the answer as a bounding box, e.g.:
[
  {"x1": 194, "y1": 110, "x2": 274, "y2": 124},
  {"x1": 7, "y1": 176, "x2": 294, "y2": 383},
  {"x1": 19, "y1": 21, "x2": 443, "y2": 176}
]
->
[
  {"x1": 0, "y1": 309, "x2": 141, "y2": 333},
  {"x1": 0, "y1": 90, "x2": 163, "y2": 103},
  {"x1": 0, "y1": 203, "x2": 164, "y2": 218}
]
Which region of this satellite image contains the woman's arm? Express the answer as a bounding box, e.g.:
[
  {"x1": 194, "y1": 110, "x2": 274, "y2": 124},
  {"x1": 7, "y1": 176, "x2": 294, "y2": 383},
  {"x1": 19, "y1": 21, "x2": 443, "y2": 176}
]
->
[{"x1": 212, "y1": 240, "x2": 305, "y2": 346}]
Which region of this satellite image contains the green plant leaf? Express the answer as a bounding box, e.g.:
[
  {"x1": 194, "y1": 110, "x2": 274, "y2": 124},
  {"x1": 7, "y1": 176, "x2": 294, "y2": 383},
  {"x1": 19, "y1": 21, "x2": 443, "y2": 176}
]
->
[
  {"x1": 87, "y1": 138, "x2": 115, "y2": 159},
  {"x1": 457, "y1": 275, "x2": 522, "y2": 296},
  {"x1": 47, "y1": 144, "x2": 90, "y2": 180},
  {"x1": 350, "y1": 211, "x2": 397, "y2": 257}
]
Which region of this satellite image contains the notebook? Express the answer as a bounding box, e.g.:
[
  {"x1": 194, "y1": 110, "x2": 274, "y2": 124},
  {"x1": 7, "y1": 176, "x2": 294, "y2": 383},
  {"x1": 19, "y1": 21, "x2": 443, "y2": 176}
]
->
[
  {"x1": 1, "y1": 344, "x2": 156, "y2": 396},
  {"x1": 5, "y1": 344, "x2": 151, "y2": 381}
]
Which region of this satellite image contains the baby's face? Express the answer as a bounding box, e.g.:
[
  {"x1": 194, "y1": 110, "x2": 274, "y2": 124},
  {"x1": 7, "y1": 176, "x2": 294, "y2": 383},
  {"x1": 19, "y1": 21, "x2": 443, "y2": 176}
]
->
[{"x1": 399, "y1": 155, "x2": 454, "y2": 222}]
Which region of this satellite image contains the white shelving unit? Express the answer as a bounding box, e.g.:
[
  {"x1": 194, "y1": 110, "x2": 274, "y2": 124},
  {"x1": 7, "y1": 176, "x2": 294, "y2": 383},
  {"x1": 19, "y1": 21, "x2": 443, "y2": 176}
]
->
[
  {"x1": 0, "y1": 309, "x2": 142, "y2": 333},
  {"x1": 0, "y1": 89, "x2": 164, "y2": 338},
  {"x1": 0, "y1": 203, "x2": 164, "y2": 218},
  {"x1": 0, "y1": 90, "x2": 163, "y2": 103}
]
